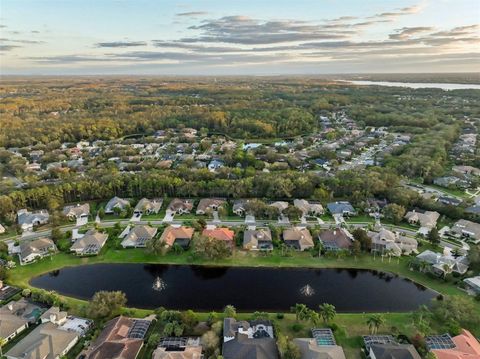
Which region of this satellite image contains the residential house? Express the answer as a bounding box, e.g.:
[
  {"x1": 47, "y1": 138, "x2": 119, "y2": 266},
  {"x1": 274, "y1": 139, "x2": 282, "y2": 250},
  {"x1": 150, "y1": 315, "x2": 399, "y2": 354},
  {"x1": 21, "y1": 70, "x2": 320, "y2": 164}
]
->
[
  {"x1": 6, "y1": 322, "x2": 79, "y2": 359},
  {"x1": 404, "y1": 210, "x2": 440, "y2": 233},
  {"x1": 133, "y1": 198, "x2": 163, "y2": 216},
  {"x1": 168, "y1": 199, "x2": 194, "y2": 214},
  {"x1": 208, "y1": 159, "x2": 225, "y2": 172},
  {"x1": 233, "y1": 199, "x2": 249, "y2": 216},
  {"x1": 433, "y1": 176, "x2": 461, "y2": 188},
  {"x1": 0, "y1": 301, "x2": 31, "y2": 342},
  {"x1": 368, "y1": 229, "x2": 418, "y2": 256},
  {"x1": 438, "y1": 196, "x2": 462, "y2": 207},
  {"x1": 463, "y1": 276, "x2": 480, "y2": 295},
  {"x1": 294, "y1": 199, "x2": 324, "y2": 217},
  {"x1": 243, "y1": 228, "x2": 273, "y2": 251},
  {"x1": 71, "y1": 229, "x2": 108, "y2": 256},
  {"x1": 431, "y1": 329, "x2": 480, "y2": 359},
  {"x1": 416, "y1": 250, "x2": 469, "y2": 276},
  {"x1": 319, "y1": 228, "x2": 353, "y2": 252},
  {"x1": 196, "y1": 198, "x2": 226, "y2": 215},
  {"x1": 152, "y1": 337, "x2": 202, "y2": 359},
  {"x1": 283, "y1": 227, "x2": 314, "y2": 251},
  {"x1": 450, "y1": 219, "x2": 480, "y2": 244},
  {"x1": 294, "y1": 328, "x2": 346, "y2": 359},
  {"x1": 17, "y1": 209, "x2": 49, "y2": 232},
  {"x1": 202, "y1": 227, "x2": 235, "y2": 248},
  {"x1": 269, "y1": 201, "x2": 289, "y2": 213},
  {"x1": 222, "y1": 318, "x2": 279, "y2": 359},
  {"x1": 368, "y1": 343, "x2": 421, "y2": 359},
  {"x1": 19, "y1": 238, "x2": 57, "y2": 265},
  {"x1": 85, "y1": 316, "x2": 151, "y2": 359},
  {"x1": 121, "y1": 225, "x2": 157, "y2": 248},
  {"x1": 452, "y1": 165, "x2": 480, "y2": 176},
  {"x1": 327, "y1": 202, "x2": 356, "y2": 216},
  {"x1": 105, "y1": 196, "x2": 130, "y2": 214},
  {"x1": 160, "y1": 225, "x2": 194, "y2": 249},
  {"x1": 40, "y1": 307, "x2": 68, "y2": 325},
  {"x1": 62, "y1": 203, "x2": 90, "y2": 220}
]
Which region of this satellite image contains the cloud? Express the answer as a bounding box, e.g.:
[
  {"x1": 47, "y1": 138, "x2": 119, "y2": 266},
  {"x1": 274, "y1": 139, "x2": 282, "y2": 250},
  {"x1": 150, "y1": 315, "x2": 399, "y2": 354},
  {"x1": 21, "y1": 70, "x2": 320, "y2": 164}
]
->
[
  {"x1": 95, "y1": 41, "x2": 147, "y2": 48},
  {"x1": 389, "y1": 26, "x2": 434, "y2": 40},
  {"x1": 370, "y1": 4, "x2": 424, "y2": 20},
  {"x1": 176, "y1": 11, "x2": 209, "y2": 17},
  {"x1": 0, "y1": 44, "x2": 20, "y2": 51}
]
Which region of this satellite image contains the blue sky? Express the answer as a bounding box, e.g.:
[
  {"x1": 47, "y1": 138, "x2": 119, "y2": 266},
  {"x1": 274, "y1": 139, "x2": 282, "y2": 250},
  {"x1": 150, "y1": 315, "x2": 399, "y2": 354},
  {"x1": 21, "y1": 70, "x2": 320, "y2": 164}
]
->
[{"x1": 1, "y1": 0, "x2": 479, "y2": 74}]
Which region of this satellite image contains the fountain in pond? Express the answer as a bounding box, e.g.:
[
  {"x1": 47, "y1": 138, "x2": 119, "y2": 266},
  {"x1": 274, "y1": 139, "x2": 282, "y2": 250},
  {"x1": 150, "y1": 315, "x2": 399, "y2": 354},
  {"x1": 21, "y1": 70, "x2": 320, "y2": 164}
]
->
[
  {"x1": 300, "y1": 284, "x2": 315, "y2": 296},
  {"x1": 153, "y1": 276, "x2": 167, "y2": 291}
]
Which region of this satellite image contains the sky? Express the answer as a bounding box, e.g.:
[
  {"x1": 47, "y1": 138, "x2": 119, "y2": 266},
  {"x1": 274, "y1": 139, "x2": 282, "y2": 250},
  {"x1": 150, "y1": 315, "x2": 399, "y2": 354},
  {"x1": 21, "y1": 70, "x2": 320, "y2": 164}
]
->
[{"x1": 0, "y1": 0, "x2": 479, "y2": 75}]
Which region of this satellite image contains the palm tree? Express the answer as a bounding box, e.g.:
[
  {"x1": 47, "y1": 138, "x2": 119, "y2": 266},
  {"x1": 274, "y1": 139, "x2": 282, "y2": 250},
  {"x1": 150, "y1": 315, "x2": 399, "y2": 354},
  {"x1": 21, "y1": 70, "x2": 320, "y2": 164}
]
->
[
  {"x1": 367, "y1": 314, "x2": 385, "y2": 334},
  {"x1": 319, "y1": 303, "x2": 336, "y2": 323},
  {"x1": 442, "y1": 263, "x2": 453, "y2": 279},
  {"x1": 291, "y1": 303, "x2": 309, "y2": 322}
]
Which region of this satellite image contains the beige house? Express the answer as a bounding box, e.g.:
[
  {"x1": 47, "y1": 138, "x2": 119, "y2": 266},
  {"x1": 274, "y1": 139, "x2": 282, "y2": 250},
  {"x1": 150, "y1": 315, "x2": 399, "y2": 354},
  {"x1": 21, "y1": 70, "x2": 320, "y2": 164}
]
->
[
  {"x1": 62, "y1": 203, "x2": 90, "y2": 220},
  {"x1": 243, "y1": 228, "x2": 273, "y2": 251},
  {"x1": 71, "y1": 229, "x2": 108, "y2": 256},
  {"x1": 19, "y1": 238, "x2": 57, "y2": 265},
  {"x1": 133, "y1": 198, "x2": 163, "y2": 216},
  {"x1": 404, "y1": 210, "x2": 440, "y2": 230},
  {"x1": 294, "y1": 199, "x2": 324, "y2": 216},
  {"x1": 283, "y1": 227, "x2": 314, "y2": 251},
  {"x1": 368, "y1": 229, "x2": 418, "y2": 256},
  {"x1": 121, "y1": 225, "x2": 158, "y2": 248},
  {"x1": 168, "y1": 199, "x2": 194, "y2": 214},
  {"x1": 451, "y1": 219, "x2": 480, "y2": 244},
  {"x1": 294, "y1": 338, "x2": 346, "y2": 359},
  {"x1": 196, "y1": 198, "x2": 226, "y2": 215},
  {"x1": 6, "y1": 322, "x2": 79, "y2": 359}
]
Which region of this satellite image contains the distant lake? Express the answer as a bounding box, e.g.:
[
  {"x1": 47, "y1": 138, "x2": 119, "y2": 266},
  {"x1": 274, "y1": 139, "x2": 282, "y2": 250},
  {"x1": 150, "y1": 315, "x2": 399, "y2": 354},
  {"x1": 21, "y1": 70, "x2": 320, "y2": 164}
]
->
[
  {"x1": 341, "y1": 80, "x2": 480, "y2": 90},
  {"x1": 30, "y1": 264, "x2": 437, "y2": 312}
]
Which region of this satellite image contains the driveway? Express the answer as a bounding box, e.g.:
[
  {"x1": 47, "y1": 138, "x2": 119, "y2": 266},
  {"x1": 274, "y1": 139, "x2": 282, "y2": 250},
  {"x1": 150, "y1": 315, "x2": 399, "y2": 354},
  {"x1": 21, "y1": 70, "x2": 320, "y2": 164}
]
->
[{"x1": 162, "y1": 210, "x2": 175, "y2": 223}]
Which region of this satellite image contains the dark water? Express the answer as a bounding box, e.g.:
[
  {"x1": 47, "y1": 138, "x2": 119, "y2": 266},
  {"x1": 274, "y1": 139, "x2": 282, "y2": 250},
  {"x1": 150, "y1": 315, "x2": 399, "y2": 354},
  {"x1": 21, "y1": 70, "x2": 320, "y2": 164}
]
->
[{"x1": 30, "y1": 264, "x2": 437, "y2": 312}]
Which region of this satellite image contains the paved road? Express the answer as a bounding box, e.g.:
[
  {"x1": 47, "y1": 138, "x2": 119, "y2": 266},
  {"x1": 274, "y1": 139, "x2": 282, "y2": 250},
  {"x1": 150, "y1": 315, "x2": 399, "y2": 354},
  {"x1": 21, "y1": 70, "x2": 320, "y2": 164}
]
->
[{"x1": 2, "y1": 216, "x2": 423, "y2": 245}]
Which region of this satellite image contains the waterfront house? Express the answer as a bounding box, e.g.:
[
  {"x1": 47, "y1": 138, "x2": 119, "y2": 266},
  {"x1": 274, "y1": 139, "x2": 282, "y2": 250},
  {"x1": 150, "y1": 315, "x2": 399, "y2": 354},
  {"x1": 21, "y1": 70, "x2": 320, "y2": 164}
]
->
[
  {"x1": 294, "y1": 328, "x2": 346, "y2": 359},
  {"x1": 121, "y1": 225, "x2": 157, "y2": 248},
  {"x1": 319, "y1": 228, "x2": 353, "y2": 252},
  {"x1": 222, "y1": 318, "x2": 278, "y2": 359},
  {"x1": 0, "y1": 300, "x2": 32, "y2": 343},
  {"x1": 85, "y1": 316, "x2": 151, "y2": 359},
  {"x1": 368, "y1": 229, "x2": 418, "y2": 256},
  {"x1": 368, "y1": 343, "x2": 421, "y2": 359},
  {"x1": 202, "y1": 227, "x2": 235, "y2": 248},
  {"x1": 152, "y1": 337, "x2": 202, "y2": 359},
  {"x1": 105, "y1": 197, "x2": 130, "y2": 214},
  {"x1": 283, "y1": 227, "x2": 314, "y2": 251},
  {"x1": 463, "y1": 276, "x2": 480, "y2": 295},
  {"x1": 71, "y1": 229, "x2": 108, "y2": 256},
  {"x1": 19, "y1": 238, "x2": 57, "y2": 265},
  {"x1": 416, "y1": 249, "x2": 469, "y2": 276},
  {"x1": 431, "y1": 329, "x2": 480, "y2": 359},
  {"x1": 6, "y1": 322, "x2": 79, "y2": 359},
  {"x1": 160, "y1": 225, "x2": 194, "y2": 249},
  {"x1": 243, "y1": 228, "x2": 273, "y2": 251}
]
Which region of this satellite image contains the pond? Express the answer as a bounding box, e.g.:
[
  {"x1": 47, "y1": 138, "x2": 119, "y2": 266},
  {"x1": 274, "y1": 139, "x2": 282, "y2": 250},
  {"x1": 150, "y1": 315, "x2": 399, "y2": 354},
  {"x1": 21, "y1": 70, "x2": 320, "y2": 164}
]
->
[{"x1": 30, "y1": 264, "x2": 438, "y2": 312}]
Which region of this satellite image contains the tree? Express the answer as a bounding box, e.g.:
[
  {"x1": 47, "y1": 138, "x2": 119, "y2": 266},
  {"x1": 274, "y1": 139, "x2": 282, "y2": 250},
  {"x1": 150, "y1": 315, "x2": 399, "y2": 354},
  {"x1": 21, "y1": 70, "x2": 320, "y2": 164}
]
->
[
  {"x1": 193, "y1": 235, "x2": 232, "y2": 260},
  {"x1": 163, "y1": 321, "x2": 184, "y2": 337},
  {"x1": 202, "y1": 330, "x2": 220, "y2": 356},
  {"x1": 367, "y1": 314, "x2": 385, "y2": 334},
  {"x1": 351, "y1": 228, "x2": 372, "y2": 252},
  {"x1": 319, "y1": 303, "x2": 336, "y2": 323},
  {"x1": 223, "y1": 305, "x2": 236, "y2": 318},
  {"x1": 427, "y1": 228, "x2": 440, "y2": 245},
  {"x1": 86, "y1": 291, "x2": 127, "y2": 319},
  {"x1": 291, "y1": 303, "x2": 309, "y2": 322},
  {"x1": 467, "y1": 245, "x2": 480, "y2": 273},
  {"x1": 383, "y1": 204, "x2": 406, "y2": 224},
  {"x1": 147, "y1": 333, "x2": 161, "y2": 348}
]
